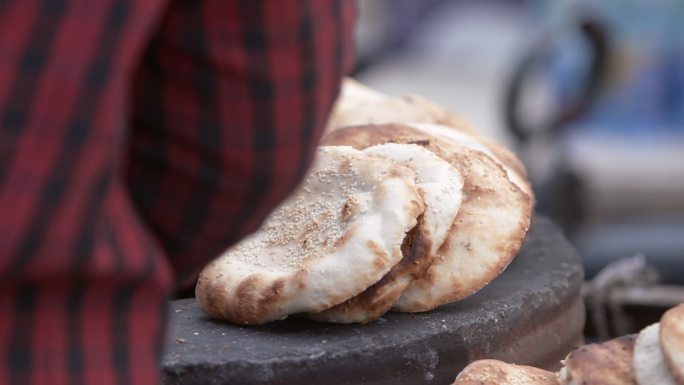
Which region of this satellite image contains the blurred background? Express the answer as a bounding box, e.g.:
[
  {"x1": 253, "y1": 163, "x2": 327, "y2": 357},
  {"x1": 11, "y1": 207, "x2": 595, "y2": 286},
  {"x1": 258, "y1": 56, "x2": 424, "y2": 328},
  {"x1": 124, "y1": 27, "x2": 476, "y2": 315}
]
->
[{"x1": 351, "y1": 0, "x2": 684, "y2": 340}]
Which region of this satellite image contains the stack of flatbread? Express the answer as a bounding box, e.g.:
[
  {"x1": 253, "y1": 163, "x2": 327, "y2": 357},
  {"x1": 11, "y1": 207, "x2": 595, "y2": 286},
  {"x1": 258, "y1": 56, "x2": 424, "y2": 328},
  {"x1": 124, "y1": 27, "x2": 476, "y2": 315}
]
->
[
  {"x1": 195, "y1": 79, "x2": 534, "y2": 325},
  {"x1": 452, "y1": 303, "x2": 684, "y2": 385}
]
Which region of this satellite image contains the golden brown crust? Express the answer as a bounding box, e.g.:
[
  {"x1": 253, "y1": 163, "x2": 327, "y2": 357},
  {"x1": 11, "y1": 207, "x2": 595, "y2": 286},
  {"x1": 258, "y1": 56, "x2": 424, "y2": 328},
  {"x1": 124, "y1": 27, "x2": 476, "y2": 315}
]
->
[
  {"x1": 323, "y1": 123, "x2": 532, "y2": 313},
  {"x1": 397, "y1": 150, "x2": 531, "y2": 311},
  {"x1": 410, "y1": 122, "x2": 533, "y2": 199},
  {"x1": 660, "y1": 304, "x2": 684, "y2": 384},
  {"x1": 195, "y1": 146, "x2": 425, "y2": 324},
  {"x1": 196, "y1": 270, "x2": 284, "y2": 325},
  {"x1": 559, "y1": 334, "x2": 638, "y2": 385},
  {"x1": 308, "y1": 143, "x2": 464, "y2": 323},
  {"x1": 326, "y1": 78, "x2": 532, "y2": 197},
  {"x1": 324, "y1": 78, "x2": 479, "y2": 136},
  {"x1": 478, "y1": 136, "x2": 527, "y2": 179},
  {"x1": 453, "y1": 359, "x2": 559, "y2": 385},
  {"x1": 323, "y1": 123, "x2": 426, "y2": 149}
]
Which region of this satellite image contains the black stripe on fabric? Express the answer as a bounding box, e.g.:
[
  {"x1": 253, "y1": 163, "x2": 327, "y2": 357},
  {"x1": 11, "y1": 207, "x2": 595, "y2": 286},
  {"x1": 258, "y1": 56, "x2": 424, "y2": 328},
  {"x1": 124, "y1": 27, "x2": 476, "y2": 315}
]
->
[
  {"x1": 295, "y1": 0, "x2": 317, "y2": 180},
  {"x1": 125, "y1": 0, "x2": 174, "y2": 221},
  {"x1": 126, "y1": 37, "x2": 168, "y2": 219},
  {"x1": 69, "y1": 168, "x2": 112, "y2": 269},
  {"x1": 167, "y1": 1, "x2": 222, "y2": 262},
  {"x1": 228, "y1": 1, "x2": 275, "y2": 240},
  {"x1": 66, "y1": 283, "x2": 85, "y2": 385},
  {"x1": 65, "y1": 169, "x2": 112, "y2": 385},
  {"x1": 0, "y1": 1, "x2": 68, "y2": 187},
  {"x1": 112, "y1": 284, "x2": 133, "y2": 385},
  {"x1": 107, "y1": 214, "x2": 130, "y2": 385},
  {"x1": 112, "y1": 283, "x2": 134, "y2": 385},
  {"x1": 111, "y1": 224, "x2": 158, "y2": 385},
  {"x1": 8, "y1": 284, "x2": 37, "y2": 384},
  {"x1": 107, "y1": 215, "x2": 126, "y2": 273},
  {"x1": 65, "y1": 2, "x2": 132, "y2": 384},
  {"x1": 8, "y1": 0, "x2": 130, "y2": 275},
  {"x1": 42, "y1": 0, "x2": 66, "y2": 15}
]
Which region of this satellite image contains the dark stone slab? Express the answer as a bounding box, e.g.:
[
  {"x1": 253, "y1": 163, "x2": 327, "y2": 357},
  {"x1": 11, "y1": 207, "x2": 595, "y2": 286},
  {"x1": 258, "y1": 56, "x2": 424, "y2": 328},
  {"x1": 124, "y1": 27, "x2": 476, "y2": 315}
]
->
[{"x1": 162, "y1": 215, "x2": 584, "y2": 385}]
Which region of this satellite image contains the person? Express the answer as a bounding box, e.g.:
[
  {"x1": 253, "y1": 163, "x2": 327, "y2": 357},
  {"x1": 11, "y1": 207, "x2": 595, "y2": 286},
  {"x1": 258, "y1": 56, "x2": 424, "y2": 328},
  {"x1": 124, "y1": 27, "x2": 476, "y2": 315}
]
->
[{"x1": 0, "y1": 1, "x2": 356, "y2": 384}]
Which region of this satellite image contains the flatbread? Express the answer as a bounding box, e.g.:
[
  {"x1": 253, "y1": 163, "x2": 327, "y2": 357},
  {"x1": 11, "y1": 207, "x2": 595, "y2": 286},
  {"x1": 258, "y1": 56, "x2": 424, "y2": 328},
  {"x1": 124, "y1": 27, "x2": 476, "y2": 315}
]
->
[
  {"x1": 325, "y1": 77, "x2": 478, "y2": 136},
  {"x1": 326, "y1": 78, "x2": 531, "y2": 199},
  {"x1": 322, "y1": 123, "x2": 532, "y2": 312},
  {"x1": 558, "y1": 334, "x2": 638, "y2": 385},
  {"x1": 195, "y1": 146, "x2": 424, "y2": 324},
  {"x1": 411, "y1": 123, "x2": 532, "y2": 198},
  {"x1": 660, "y1": 303, "x2": 684, "y2": 384},
  {"x1": 634, "y1": 323, "x2": 679, "y2": 385},
  {"x1": 308, "y1": 143, "x2": 464, "y2": 323},
  {"x1": 453, "y1": 359, "x2": 559, "y2": 385}
]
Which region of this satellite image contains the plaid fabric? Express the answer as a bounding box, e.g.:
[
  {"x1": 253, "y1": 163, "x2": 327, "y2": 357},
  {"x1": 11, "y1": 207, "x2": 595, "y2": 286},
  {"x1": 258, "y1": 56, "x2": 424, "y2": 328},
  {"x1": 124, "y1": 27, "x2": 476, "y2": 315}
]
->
[{"x1": 0, "y1": 0, "x2": 356, "y2": 384}]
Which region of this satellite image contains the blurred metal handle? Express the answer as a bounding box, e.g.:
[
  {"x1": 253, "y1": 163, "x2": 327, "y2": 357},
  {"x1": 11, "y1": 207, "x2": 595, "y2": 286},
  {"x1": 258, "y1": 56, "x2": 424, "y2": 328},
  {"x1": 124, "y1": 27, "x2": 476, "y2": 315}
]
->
[{"x1": 504, "y1": 16, "x2": 610, "y2": 143}]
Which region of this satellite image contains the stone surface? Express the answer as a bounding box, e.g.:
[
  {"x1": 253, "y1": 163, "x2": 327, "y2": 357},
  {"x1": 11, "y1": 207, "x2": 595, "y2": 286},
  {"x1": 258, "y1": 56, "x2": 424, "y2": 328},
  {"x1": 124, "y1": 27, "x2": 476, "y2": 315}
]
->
[{"x1": 162, "y1": 215, "x2": 584, "y2": 385}]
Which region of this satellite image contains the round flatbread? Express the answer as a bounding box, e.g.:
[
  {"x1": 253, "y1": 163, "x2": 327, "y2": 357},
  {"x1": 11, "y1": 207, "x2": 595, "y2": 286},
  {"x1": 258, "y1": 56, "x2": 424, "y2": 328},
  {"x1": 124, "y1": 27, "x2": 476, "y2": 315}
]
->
[
  {"x1": 634, "y1": 323, "x2": 679, "y2": 385},
  {"x1": 453, "y1": 359, "x2": 559, "y2": 385},
  {"x1": 308, "y1": 143, "x2": 464, "y2": 323},
  {"x1": 411, "y1": 123, "x2": 532, "y2": 198},
  {"x1": 325, "y1": 78, "x2": 531, "y2": 200},
  {"x1": 558, "y1": 334, "x2": 638, "y2": 385},
  {"x1": 325, "y1": 77, "x2": 479, "y2": 136},
  {"x1": 322, "y1": 123, "x2": 532, "y2": 312},
  {"x1": 660, "y1": 303, "x2": 684, "y2": 384},
  {"x1": 195, "y1": 146, "x2": 424, "y2": 324}
]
